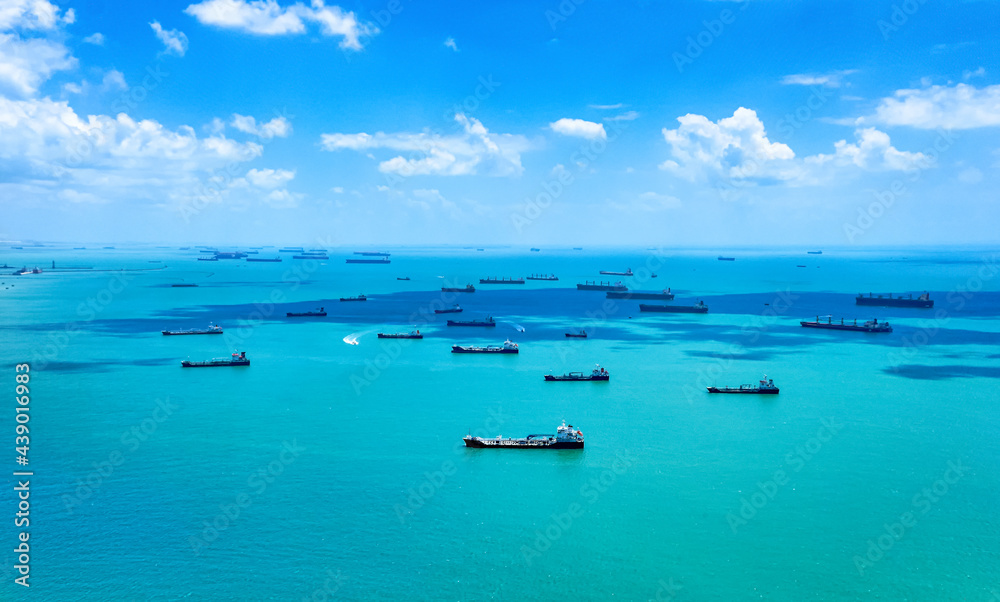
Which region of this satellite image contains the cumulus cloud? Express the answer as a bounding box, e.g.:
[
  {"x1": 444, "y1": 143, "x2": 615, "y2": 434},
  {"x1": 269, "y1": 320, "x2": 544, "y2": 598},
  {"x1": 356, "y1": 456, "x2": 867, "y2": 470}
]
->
[
  {"x1": 0, "y1": 33, "x2": 76, "y2": 96},
  {"x1": 230, "y1": 113, "x2": 292, "y2": 139},
  {"x1": 660, "y1": 107, "x2": 926, "y2": 186},
  {"x1": 444, "y1": 37, "x2": 457, "y2": 51},
  {"x1": 245, "y1": 167, "x2": 294, "y2": 187},
  {"x1": 605, "y1": 110, "x2": 639, "y2": 122},
  {"x1": 781, "y1": 69, "x2": 857, "y2": 88},
  {"x1": 320, "y1": 113, "x2": 530, "y2": 177},
  {"x1": 82, "y1": 32, "x2": 105, "y2": 45},
  {"x1": 0, "y1": 96, "x2": 278, "y2": 209},
  {"x1": 0, "y1": 0, "x2": 73, "y2": 31},
  {"x1": 150, "y1": 21, "x2": 189, "y2": 56},
  {"x1": 871, "y1": 82, "x2": 1000, "y2": 129},
  {"x1": 550, "y1": 118, "x2": 606, "y2": 140},
  {"x1": 184, "y1": 0, "x2": 377, "y2": 50}
]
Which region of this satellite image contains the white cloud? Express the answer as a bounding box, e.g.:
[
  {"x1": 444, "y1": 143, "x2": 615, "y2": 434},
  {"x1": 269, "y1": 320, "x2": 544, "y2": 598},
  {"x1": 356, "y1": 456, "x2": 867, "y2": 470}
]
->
[
  {"x1": 636, "y1": 191, "x2": 681, "y2": 210},
  {"x1": 150, "y1": 21, "x2": 189, "y2": 56},
  {"x1": 872, "y1": 83, "x2": 1000, "y2": 129},
  {"x1": 660, "y1": 108, "x2": 796, "y2": 181},
  {"x1": 805, "y1": 127, "x2": 928, "y2": 172},
  {"x1": 0, "y1": 32, "x2": 76, "y2": 97},
  {"x1": 409, "y1": 188, "x2": 461, "y2": 218},
  {"x1": 0, "y1": 0, "x2": 72, "y2": 31},
  {"x1": 605, "y1": 110, "x2": 639, "y2": 122},
  {"x1": 660, "y1": 107, "x2": 925, "y2": 186},
  {"x1": 550, "y1": 118, "x2": 606, "y2": 140},
  {"x1": 230, "y1": 113, "x2": 292, "y2": 139},
  {"x1": 781, "y1": 70, "x2": 857, "y2": 88},
  {"x1": 957, "y1": 167, "x2": 983, "y2": 184},
  {"x1": 184, "y1": 0, "x2": 377, "y2": 50},
  {"x1": 62, "y1": 69, "x2": 127, "y2": 96},
  {"x1": 963, "y1": 67, "x2": 985, "y2": 81},
  {"x1": 588, "y1": 103, "x2": 622, "y2": 110},
  {"x1": 320, "y1": 113, "x2": 530, "y2": 177},
  {"x1": 444, "y1": 37, "x2": 457, "y2": 51},
  {"x1": 245, "y1": 167, "x2": 294, "y2": 187},
  {"x1": 0, "y1": 96, "x2": 271, "y2": 208},
  {"x1": 82, "y1": 32, "x2": 105, "y2": 45}
]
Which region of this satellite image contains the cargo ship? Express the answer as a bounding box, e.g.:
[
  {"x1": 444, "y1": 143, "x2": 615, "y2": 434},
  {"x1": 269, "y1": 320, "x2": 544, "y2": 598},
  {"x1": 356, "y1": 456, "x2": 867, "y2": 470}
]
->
[
  {"x1": 707, "y1": 375, "x2": 778, "y2": 394},
  {"x1": 182, "y1": 351, "x2": 249, "y2": 368},
  {"x1": 451, "y1": 340, "x2": 518, "y2": 354},
  {"x1": 171, "y1": 283, "x2": 198, "y2": 287},
  {"x1": 346, "y1": 257, "x2": 390, "y2": 264},
  {"x1": 247, "y1": 257, "x2": 282, "y2": 262},
  {"x1": 354, "y1": 251, "x2": 391, "y2": 257},
  {"x1": 856, "y1": 292, "x2": 933, "y2": 308},
  {"x1": 162, "y1": 323, "x2": 223, "y2": 335},
  {"x1": 463, "y1": 421, "x2": 583, "y2": 449},
  {"x1": 718, "y1": 256, "x2": 735, "y2": 261},
  {"x1": 214, "y1": 251, "x2": 247, "y2": 259},
  {"x1": 640, "y1": 301, "x2": 708, "y2": 313},
  {"x1": 294, "y1": 254, "x2": 328, "y2": 260},
  {"x1": 526, "y1": 274, "x2": 558, "y2": 281},
  {"x1": 287, "y1": 307, "x2": 326, "y2": 317},
  {"x1": 479, "y1": 277, "x2": 525, "y2": 284},
  {"x1": 377, "y1": 330, "x2": 422, "y2": 339},
  {"x1": 447, "y1": 316, "x2": 496, "y2": 327},
  {"x1": 565, "y1": 330, "x2": 587, "y2": 338},
  {"x1": 544, "y1": 365, "x2": 609, "y2": 381},
  {"x1": 807, "y1": 250, "x2": 823, "y2": 255},
  {"x1": 340, "y1": 295, "x2": 367, "y2": 302},
  {"x1": 606, "y1": 288, "x2": 674, "y2": 300},
  {"x1": 434, "y1": 305, "x2": 463, "y2": 314},
  {"x1": 577, "y1": 281, "x2": 627, "y2": 292},
  {"x1": 397, "y1": 277, "x2": 410, "y2": 281},
  {"x1": 442, "y1": 284, "x2": 475, "y2": 293},
  {"x1": 599, "y1": 268, "x2": 633, "y2": 276},
  {"x1": 801, "y1": 316, "x2": 892, "y2": 332},
  {"x1": 197, "y1": 257, "x2": 218, "y2": 261},
  {"x1": 530, "y1": 248, "x2": 541, "y2": 252}
]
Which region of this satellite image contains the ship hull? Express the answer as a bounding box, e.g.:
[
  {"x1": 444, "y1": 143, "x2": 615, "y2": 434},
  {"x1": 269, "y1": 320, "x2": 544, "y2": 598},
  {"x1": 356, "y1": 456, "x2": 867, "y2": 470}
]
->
[
  {"x1": 564, "y1": 334, "x2": 587, "y2": 338},
  {"x1": 247, "y1": 258, "x2": 282, "y2": 262},
  {"x1": 544, "y1": 375, "x2": 609, "y2": 381},
  {"x1": 463, "y1": 439, "x2": 582, "y2": 449},
  {"x1": 346, "y1": 259, "x2": 390, "y2": 264},
  {"x1": 181, "y1": 361, "x2": 250, "y2": 367},
  {"x1": 446, "y1": 321, "x2": 495, "y2": 327},
  {"x1": 441, "y1": 288, "x2": 475, "y2": 293},
  {"x1": 577, "y1": 284, "x2": 627, "y2": 291},
  {"x1": 434, "y1": 309, "x2": 462, "y2": 314},
  {"x1": 606, "y1": 291, "x2": 675, "y2": 300},
  {"x1": 377, "y1": 334, "x2": 423, "y2": 339},
  {"x1": 706, "y1": 387, "x2": 779, "y2": 394},
  {"x1": 856, "y1": 296, "x2": 932, "y2": 308},
  {"x1": 451, "y1": 347, "x2": 517, "y2": 354},
  {"x1": 162, "y1": 330, "x2": 222, "y2": 335},
  {"x1": 640, "y1": 304, "x2": 708, "y2": 313},
  {"x1": 287, "y1": 313, "x2": 326, "y2": 317},
  {"x1": 801, "y1": 322, "x2": 891, "y2": 332}
]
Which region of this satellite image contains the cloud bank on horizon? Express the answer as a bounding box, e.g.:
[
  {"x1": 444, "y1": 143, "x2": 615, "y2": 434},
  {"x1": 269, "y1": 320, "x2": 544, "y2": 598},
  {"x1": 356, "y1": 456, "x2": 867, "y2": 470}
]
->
[{"x1": 0, "y1": 0, "x2": 997, "y2": 245}]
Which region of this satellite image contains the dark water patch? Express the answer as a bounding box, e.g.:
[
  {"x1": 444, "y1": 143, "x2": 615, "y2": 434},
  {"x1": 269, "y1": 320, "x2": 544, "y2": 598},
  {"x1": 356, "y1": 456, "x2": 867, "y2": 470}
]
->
[
  {"x1": 685, "y1": 349, "x2": 782, "y2": 362},
  {"x1": 883, "y1": 364, "x2": 1000, "y2": 380},
  {"x1": 38, "y1": 357, "x2": 177, "y2": 373}
]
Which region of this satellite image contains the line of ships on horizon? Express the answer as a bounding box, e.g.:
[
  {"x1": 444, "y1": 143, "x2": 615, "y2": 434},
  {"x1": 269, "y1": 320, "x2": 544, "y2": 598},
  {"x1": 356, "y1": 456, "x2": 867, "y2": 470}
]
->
[{"x1": 147, "y1": 251, "x2": 942, "y2": 450}]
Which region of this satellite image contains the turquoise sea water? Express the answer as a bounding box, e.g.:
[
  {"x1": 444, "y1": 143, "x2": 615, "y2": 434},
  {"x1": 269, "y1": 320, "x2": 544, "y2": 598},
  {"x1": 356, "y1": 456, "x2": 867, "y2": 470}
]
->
[{"x1": 1, "y1": 246, "x2": 998, "y2": 600}]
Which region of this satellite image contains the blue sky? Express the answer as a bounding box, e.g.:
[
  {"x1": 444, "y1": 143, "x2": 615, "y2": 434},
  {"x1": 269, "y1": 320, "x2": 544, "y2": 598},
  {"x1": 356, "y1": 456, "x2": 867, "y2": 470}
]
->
[{"x1": 0, "y1": 0, "x2": 998, "y2": 246}]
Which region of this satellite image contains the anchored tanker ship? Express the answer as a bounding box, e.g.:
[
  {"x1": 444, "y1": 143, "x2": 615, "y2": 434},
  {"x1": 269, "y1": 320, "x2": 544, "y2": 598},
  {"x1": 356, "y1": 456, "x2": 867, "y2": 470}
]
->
[{"x1": 463, "y1": 421, "x2": 584, "y2": 449}]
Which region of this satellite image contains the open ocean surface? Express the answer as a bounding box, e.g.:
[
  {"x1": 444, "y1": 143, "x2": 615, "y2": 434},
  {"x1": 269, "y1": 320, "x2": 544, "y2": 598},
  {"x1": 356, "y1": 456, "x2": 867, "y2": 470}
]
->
[{"x1": 1, "y1": 245, "x2": 998, "y2": 601}]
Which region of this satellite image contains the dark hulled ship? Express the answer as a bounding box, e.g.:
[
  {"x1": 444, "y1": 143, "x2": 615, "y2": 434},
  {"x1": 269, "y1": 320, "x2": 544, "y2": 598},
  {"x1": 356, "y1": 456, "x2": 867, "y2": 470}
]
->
[
  {"x1": 526, "y1": 274, "x2": 558, "y2": 281},
  {"x1": 577, "y1": 281, "x2": 627, "y2": 291},
  {"x1": 856, "y1": 292, "x2": 933, "y2": 308},
  {"x1": 544, "y1": 365, "x2": 609, "y2": 381},
  {"x1": 707, "y1": 375, "x2": 778, "y2": 394},
  {"x1": 182, "y1": 351, "x2": 249, "y2": 368},
  {"x1": 434, "y1": 305, "x2": 463, "y2": 314},
  {"x1": 442, "y1": 284, "x2": 475, "y2": 293},
  {"x1": 287, "y1": 307, "x2": 327, "y2": 317},
  {"x1": 162, "y1": 323, "x2": 223, "y2": 335},
  {"x1": 377, "y1": 330, "x2": 422, "y2": 339},
  {"x1": 606, "y1": 288, "x2": 674, "y2": 300},
  {"x1": 340, "y1": 295, "x2": 367, "y2": 302},
  {"x1": 640, "y1": 301, "x2": 708, "y2": 313},
  {"x1": 801, "y1": 316, "x2": 892, "y2": 332},
  {"x1": 463, "y1": 421, "x2": 583, "y2": 449},
  {"x1": 565, "y1": 330, "x2": 587, "y2": 338},
  {"x1": 599, "y1": 268, "x2": 633, "y2": 276},
  {"x1": 346, "y1": 257, "x2": 390, "y2": 264},
  {"x1": 447, "y1": 316, "x2": 496, "y2": 327},
  {"x1": 480, "y1": 277, "x2": 525, "y2": 284}
]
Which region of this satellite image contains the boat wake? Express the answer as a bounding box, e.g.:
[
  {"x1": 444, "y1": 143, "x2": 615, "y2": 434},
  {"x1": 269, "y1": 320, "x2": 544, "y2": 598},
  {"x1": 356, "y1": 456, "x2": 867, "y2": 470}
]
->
[
  {"x1": 343, "y1": 332, "x2": 362, "y2": 346},
  {"x1": 507, "y1": 322, "x2": 526, "y2": 333}
]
